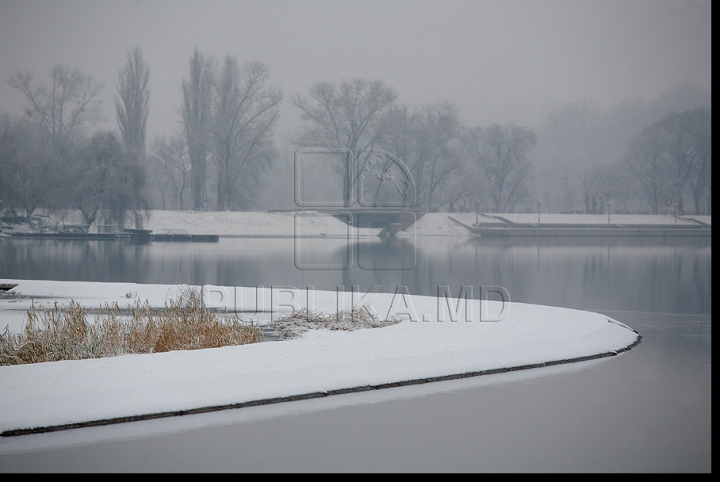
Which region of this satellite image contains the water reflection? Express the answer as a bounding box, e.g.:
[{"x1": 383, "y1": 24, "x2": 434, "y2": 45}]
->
[
  {"x1": 0, "y1": 235, "x2": 711, "y2": 472},
  {"x1": 0, "y1": 358, "x2": 608, "y2": 456},
  {"x1": 0, "y1": 309, "x2": 710, "y2": 472},
  {"x1": 0, "y1": 236, "x2": 710, "y2": 315}
]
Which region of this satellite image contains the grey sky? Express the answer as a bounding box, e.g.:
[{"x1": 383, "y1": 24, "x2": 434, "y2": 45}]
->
[{"x1": 0, "y1": 0, "x2": 712, "y2": 142}]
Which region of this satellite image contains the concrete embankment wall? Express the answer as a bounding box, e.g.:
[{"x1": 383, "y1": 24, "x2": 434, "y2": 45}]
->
[{"x1": 472, "y1": 227, "x2": 710, "y2": 237}]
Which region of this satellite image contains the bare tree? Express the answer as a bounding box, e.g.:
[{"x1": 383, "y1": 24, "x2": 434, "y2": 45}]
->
[
  {"x1": 8, "y1": 65, "x2": 103, "y2": 155},
  {"x1": 182, "y1": 48, "x2": 212, "y2": 210},
  {"x1": 413, "y1": 103, "x2": 463, "y2": 211},
  {"x1": 202, "y1": 57, "x2": 281, "y2": 210},
  {"x1": 66, "y1": 140, "x2": 103, "y2": 226},
  {"x1": 465, "y1": 123, "x2": 537, "y2": 213},
  {"x1": 624, "y1": 108, "x2": 711, "y2": 214},
  {"x1": 380, "y1": 101, "x2": 463, "y2": 211},
  {"x1": 686, "y1": 109, "x2": 711, "y2": 214},
  {"x1": 151, "y1": 135, "x2": 192, "y2": 210},
  {"x1": 114, "y1": 47, "x2": 151, "y2": 225},
  {"x1": 624, "y1": 125, "x2": 674, "y2": 214},
  {"x1": 77, "y1": 131, "x2": 148, "y2": 227},
  {"x1": 553, "y1": 164, "x2": 580, "y2": 213},
  {"x1": 292, "y1": 78, "x2": 397, "y2": 204},
  {"x1": 0, "y1": 115, "x2": 17, "y2": 212},
  {"x1": 5, "y1": 65, "x2": 104, "y2": 220},
  {"x1": 0, "y1": 115, "x2": 50, "y2": 218},
  {"x1": 115, "y1": 47, "x2": 150, "y2": 160},
  {"x1": 579, "y1": 164, "x2": 625, "y2": 214}
]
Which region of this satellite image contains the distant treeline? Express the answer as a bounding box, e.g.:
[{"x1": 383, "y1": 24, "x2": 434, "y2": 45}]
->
[{"x1": 0, "y1": 48, "x2": 711, "y2": 228}]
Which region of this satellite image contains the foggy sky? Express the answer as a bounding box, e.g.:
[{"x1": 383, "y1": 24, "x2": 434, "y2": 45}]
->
[{"x1": 0, "y1": 0, "x2": 712, "y2": 142}]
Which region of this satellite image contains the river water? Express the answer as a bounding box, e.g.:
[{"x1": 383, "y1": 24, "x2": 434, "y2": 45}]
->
[{"x1": 0, "y1": 235, "x2": 711, "y2": 472}]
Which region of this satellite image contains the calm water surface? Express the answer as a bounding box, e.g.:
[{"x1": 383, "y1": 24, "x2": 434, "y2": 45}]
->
[{"x1": 0, "y1": 235, "x2": 711, "y2": 472}]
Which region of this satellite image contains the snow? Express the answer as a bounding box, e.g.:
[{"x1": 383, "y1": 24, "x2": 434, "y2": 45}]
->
[
  {"x1": 145, "y1": 210, "x2": 362, "y2": 237},
  {"x1": 143, "y1": 211, "x2": 711, "y2": 236},
  {"x1": 1, "y1": 209, "x2": 709, "y2": 238},
  {"x1": 0, "y1": 278, "x2": 640, "y2": 437},
  {"x1": 442, "y1": 212, "x2": 706, "y2": 226}
]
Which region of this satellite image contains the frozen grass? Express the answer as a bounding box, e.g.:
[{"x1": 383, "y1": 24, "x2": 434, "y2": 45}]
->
[
  {"x1": 0, "y1": 287, "x2": 263, "y2": 366},
  {"x1": 271, "y1": 306, "x2": 405, "y2": 340},
  {"x1": 0, "y1": 288, "x2": 407, "y2": 365}
]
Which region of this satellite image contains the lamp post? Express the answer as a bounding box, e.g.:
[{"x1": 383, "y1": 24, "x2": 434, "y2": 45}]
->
[
  {"x1": 536, "y1": 201, "x2": 542, "y2": 224},
  {"x1": 607, "y1": 201, "x2": 612, "y2": 223},
  {"x1": 475, "y1": 200, "x2": 480, "y2": 227}
]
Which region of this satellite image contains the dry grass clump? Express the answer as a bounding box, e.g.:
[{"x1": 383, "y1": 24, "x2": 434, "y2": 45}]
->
[
  {"x1": 271, "y1": 305, "x2": 405, "y2": 340},
  {"x1": 0, "y1": 287, "x2": 262, "y2": 366}
]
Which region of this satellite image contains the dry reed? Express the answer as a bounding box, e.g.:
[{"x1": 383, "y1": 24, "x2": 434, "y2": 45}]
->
[
  {"x1": 271, "y1": 306, "x2": 405, "y2": 340},
  {"x1": 0, "y1": 286, "x2": 262, "y2": 366}
]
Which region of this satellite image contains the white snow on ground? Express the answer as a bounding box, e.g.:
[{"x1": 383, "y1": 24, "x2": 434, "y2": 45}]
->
[
  {"x1": 143, "y1": 211, "x2": 710, "y2": 236},
  {"x1": 412, "y1": 213, "x2": 478, "y2": 236},
  {"x1": 144, "y1": 210, "x2": 478, "y2": 237},
  {"x1": 461, "y1": 212, "x2": 703, "y2": 226},
  {"x1": 1, "y1": 210, "x2": 709, "y2": 237},
  {"x1": 144, "y1": 210, "x2": 476, "y2": 237},
  {"x1": 146, "y1": 211, "x2": 711, "y2": 236},
  {"x1": 144, "y1": 210, "x2": 367, "y2": 237},
  {"x1": 0, "y1": 279, "x2": 639, "y2": 436}
]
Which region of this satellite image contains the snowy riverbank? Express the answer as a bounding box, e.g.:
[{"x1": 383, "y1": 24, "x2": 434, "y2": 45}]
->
[
  {"x1": 2, "y1": 210, "x2": 710, "y2": 238},
  {"x1": 0, "y1": 279, "x2": 640, "y2": 437},
  {"x1": 135, "y1": 211, "x2": 714, "y2": 236}
]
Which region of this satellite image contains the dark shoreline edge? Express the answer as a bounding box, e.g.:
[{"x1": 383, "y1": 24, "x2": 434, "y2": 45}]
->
[{"x1": 1, "y1": 332, "x2": 641, "y2": 437}]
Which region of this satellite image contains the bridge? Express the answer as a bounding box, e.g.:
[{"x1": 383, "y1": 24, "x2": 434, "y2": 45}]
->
[
  {"x1": 290, "y1": 147, "x2": 422, "y2": 236},
  {"x1": 269, "y1": 209, "x2": 424, "y2": 236},
  {"x1": 323, "y1": 209, "x2": 424, "y2": 235}
]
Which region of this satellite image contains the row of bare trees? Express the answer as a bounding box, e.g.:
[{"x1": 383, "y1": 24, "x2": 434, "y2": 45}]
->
[
  {"x1": 288, "y1": 80, "x2": 710, "y2": 215},
  {"x1": 1, "y1": 49, "x2": 710, "y2": 220},
  {"x1": 150, "y1": 49, "x2": 281, "y2": 211},
  {"x1": 287, "y1": 78, "x2": 539, "y2": 213},
  {"x1": 149, "y1": 72, "x2": 541, "y2": 214},
  {"x1": 531, "y1": 92, "x2": 711, "y2": 216},
  {"x1": 0, "y1": 48, "x2": 151, "y2": 226},
  {"x1": 624, "y1": 108, "x2": 711, "y2": 215},
  {"x1": 536, "y1": 108, "x2": 712, "y2": 216}
]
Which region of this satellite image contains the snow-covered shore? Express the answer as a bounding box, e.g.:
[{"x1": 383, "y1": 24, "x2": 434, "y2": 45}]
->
[
  {"x1": 0, "y1": 279, "x2": 640, "y2": 437},
  {"x1": 139, "y1": 211, "x2": 713, "y2": 236},
  {"x1": 2, "y1": 210, "x2": 709, "y2": 238}
]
